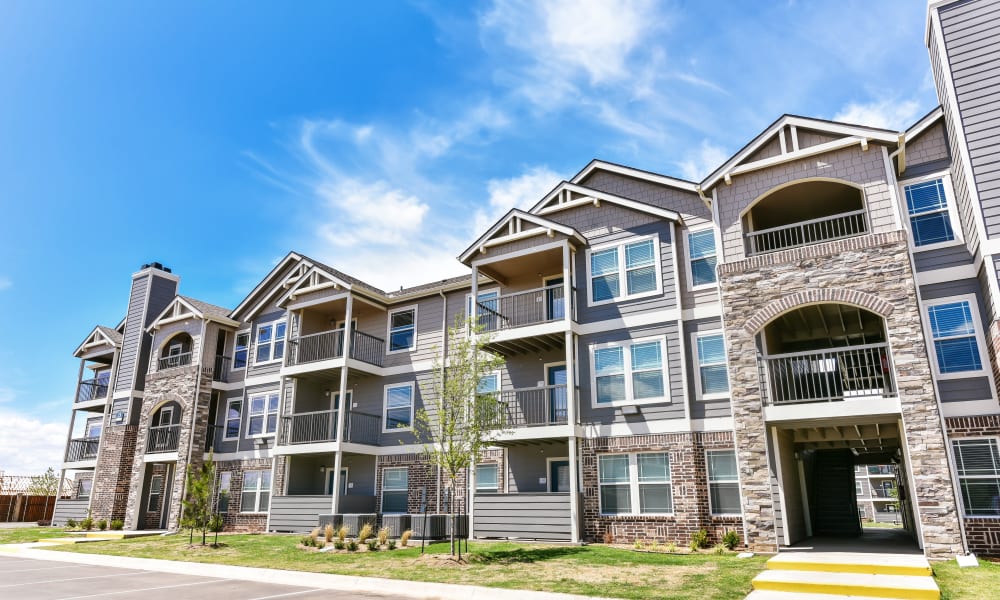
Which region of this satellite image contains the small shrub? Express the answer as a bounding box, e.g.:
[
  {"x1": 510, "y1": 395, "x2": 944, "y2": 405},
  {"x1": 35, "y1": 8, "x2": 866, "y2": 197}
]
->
[
  {"x1": 357, "y1": 523, "x2": 373, "y2": 543},
  {"x1": 97, "y1": 519, "x2": 108, "y2": 531},
  {"x1": 690, "y1": 529, "x2": 708, "y2": 551},
  {"x1": 81, "y1": 516, "x2": 94, "y2": 531},
  {"x1": 337, "y1": 526, "x2": 348, "y2": 543},
  {"x1": 110, "y1": 519, "x2": 124, "y2": 531},
  {"x1": 722, "y1": 529, "x2": 740, "y2": 550},
  {"x1": 324, "y1": 523, "x2": 335, "y2": 543},
  {"x1": 333, "y1": 540, "x2": 345, "y2": 550},
  {"x1": 602, "y1": 530, "x2": 614, "y2": 545},
  {"x1": 366, "y1": 539, "x2": 379, "y2": 552},
  {"x1": 387, "y1": 539, "x2": 396, "y2": 550},
  {"x1": 309, "y1": 528, "x2": 321, "y2": 544},
  {"x1": 400, "y1": 529, "x2": 412, "y2": 547},
  {"x1": 37, "y1": 520, "x2": 51, "y2": 526},
  {"x1": 633, "y1": 538, "x2": 642, "y2": 550},
  {"x1": 666, "y1": 541, "x2": 678, "y2": 553},
  {"x1": 301, "y1": 535, "x2": 315, "y2": 547},
  {"x1": 346, "y1": 539, "x2": 358, "y2": 552},
  {"x1": 316, "y1": 540, "x2": 325, "y2": 549},
  {"x1": 65, "y1": 518, "x2": 77, "y2": 529},
  {"x1": 712, "y1": 543, "x2": 727, "y2": 555},
  {"x1": 377, "y1": 527, "x2": 389, "y2": 546}
]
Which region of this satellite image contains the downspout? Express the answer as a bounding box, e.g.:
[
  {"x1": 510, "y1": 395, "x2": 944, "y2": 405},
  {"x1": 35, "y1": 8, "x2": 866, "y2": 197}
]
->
[
  {"x1": 178, "y1": 319, "x2": 209, "y2": 532},
  {"x1": 438, "y1": 290, "x2": 448, "y2": 514}
]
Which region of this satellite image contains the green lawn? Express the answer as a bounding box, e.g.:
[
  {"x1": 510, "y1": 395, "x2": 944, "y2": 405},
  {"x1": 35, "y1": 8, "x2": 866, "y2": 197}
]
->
[
  {"x1": 934, "y1": 558, "x2": 1000, "y2": 600},
  {"x1": 47, "y1": 534, "x2": 766, "y2": 600},
  {"x1": 0, "y1": 527, "x2": 69, "y2": 544}
]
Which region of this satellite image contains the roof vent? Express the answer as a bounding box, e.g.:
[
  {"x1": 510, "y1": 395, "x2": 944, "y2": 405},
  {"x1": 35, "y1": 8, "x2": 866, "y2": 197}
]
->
[{"x1": 141, "y1": 262, "x2": 172, "y2": 273}]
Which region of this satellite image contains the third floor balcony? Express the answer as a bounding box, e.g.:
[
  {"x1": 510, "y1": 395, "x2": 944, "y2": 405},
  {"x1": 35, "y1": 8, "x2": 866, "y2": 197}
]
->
[
  {"x1": 286, "y1": 328, "x2": 385, "y2": 369},
  {"x1": 76, "y1": 377, "x2": 109, "y2": 403}
]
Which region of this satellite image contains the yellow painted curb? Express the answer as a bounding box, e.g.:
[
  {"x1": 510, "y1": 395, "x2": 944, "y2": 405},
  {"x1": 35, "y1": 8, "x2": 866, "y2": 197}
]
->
[
  {"x1": 752, "y1": 577, "x2": 939, "y2": 600},
  {"x1": 765, "y1": 557, "x2": 932, "y2": 577}
]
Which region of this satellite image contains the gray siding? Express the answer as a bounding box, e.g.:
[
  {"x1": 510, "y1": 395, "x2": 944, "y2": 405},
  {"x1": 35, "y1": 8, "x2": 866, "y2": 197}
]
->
[
  {"x1": 268, "y1": 495, "x2": 329, "y2": 532},
  {"x1": 52, "y1": 499, "x2": 90, "y2": 525},
  {"x1": 473, "y1": 493, "x2": 572, "y2": 541},
  {"x1": 506, "y1": 443, "x2": 568, "y2": 493},
  {"x1": 938, "y1": 376, "x2": 994, "y2": 403},
  {"x1": 684, "y1": 318, "x2": 732, "y2": 420},
  {"x1": 919, "y1": 278, "x2": 989, "y2": 330},
  {"x1": 912, "y1": 244, "x2": 975, "y2": 272},
  {"x1": 247, "y1": 310, "x2": 286, "y2": 377},
  {"x1": 578, "y1": 322, "x2": 686, "y2": 425},
  {"x1": 115, "y1": 275, "x2": 149, "y2": 393},
  {"x1": 939, "y1": 0, "x2": 1000, "y2": 238}
]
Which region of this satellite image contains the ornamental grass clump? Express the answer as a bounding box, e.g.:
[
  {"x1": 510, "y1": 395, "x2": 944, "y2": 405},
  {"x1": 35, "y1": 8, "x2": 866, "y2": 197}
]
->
[
  {"x1": 337, "y1": 526, "x2": 348, "y2": 543},
  {"x1": 357, "y1": 523, "x2": 373, "y2": 543},
  {"x1": 324, "y1": 523, "x2": 335, "y2": 543},
  {"x1": 400, "y1": 529, "x2": 412, "y2": 547},
  {"x1": 377, "y1": 527, "x2": 390, "y2": 546}
]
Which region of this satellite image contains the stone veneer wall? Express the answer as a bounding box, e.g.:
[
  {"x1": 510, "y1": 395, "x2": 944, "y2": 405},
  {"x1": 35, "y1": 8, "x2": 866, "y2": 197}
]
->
[
  {"x1": 123, "y1": 365, "x2": 212, "y2": 530},
  {"x1": 719, "y1": 231, "x2": 964, "y2": 558},
  {"x1": 945, "y1": 415, "x2": 1000, "y2": 557},
  {"x1": 215, "y1": 457, "x2": 273, "y2": 532},
  {"x1": 581, "y1": 433, "x2": 743, "y2": 547},
  {"x1": 89, "y1": 424, "x2": 137, "y2": 523}
]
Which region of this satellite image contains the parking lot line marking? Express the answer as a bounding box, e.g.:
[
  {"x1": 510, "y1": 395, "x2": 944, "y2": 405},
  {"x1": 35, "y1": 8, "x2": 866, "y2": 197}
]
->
[
  {"x1": 0, "y1": 571, "x2": 138, "y2": 587},
  {"x1": 60, "y1": 577, "x2": 234, "y2": 598},
  {"x1": 0, "y1": 564, "x2": 86, "y2": 573},
  {"x1": 247, "y1": 589, "x2": 325, "y2": 600}
]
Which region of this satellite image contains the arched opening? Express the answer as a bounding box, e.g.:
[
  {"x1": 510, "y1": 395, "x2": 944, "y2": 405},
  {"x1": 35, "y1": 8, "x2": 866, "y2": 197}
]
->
[
  {"x1": 158, "y1": 333, "x2": 194, "y2": 370},
  {"x1": 743, "y1": 180, "x2": 867, "y2": 255}
]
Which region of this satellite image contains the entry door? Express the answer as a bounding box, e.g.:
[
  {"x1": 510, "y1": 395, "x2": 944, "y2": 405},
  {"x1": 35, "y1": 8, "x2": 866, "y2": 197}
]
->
[
  {"x1": 546, "y1": 364, "x2": 567, "y2": 424},
  {"x1": 325, "y1": 468, "x2": 349, "y2": 496},
  {"x1": 549, "y1": 459, "x2": 570, "y2": 492},
  {"x1": 545, "y1": 277, "x2": 565, "y2": 320}
]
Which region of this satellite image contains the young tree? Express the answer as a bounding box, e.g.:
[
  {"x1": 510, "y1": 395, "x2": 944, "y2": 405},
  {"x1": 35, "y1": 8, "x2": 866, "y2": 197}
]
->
[
  {"x1": 181, "y1": 453, "x2": 216, "y2": 546},
  {"x1": 28, "y1": 467, "x2": 60, "y2": 524},
  {"x1": 414, "y1": 315, "x2": 506, "y2": 558}
]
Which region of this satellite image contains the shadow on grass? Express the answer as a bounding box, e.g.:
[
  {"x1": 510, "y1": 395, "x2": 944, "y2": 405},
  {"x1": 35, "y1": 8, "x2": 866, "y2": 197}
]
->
[{"x1": 471, "y1": 546, "x2": 587, "y2": 564}]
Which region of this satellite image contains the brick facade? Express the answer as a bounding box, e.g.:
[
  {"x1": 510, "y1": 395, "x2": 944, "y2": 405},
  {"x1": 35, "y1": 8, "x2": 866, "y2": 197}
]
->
[
  {"x1": 215, "y1": 457, "x2": 273, "y2": 532},
  {"x1": 89, "y1": 424, "x2": 137, "y2": 523},
  {"x1": 946, "y1": 415, "x2": 1000, "y2": 556},
  {"x1": 373, "y1": 450, "x2": 504, "y2": 515}
]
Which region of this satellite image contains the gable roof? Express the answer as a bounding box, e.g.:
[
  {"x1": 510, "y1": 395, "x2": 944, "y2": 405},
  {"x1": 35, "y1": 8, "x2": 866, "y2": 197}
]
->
[
  {"x1": 229, "y1": 252, "x2": 306, "y2": 321},
  {"x1": 458, "y1": 209, "x2": 586, "y2": 264},
  {"x1": 571, "y1": 159, "x2": 699, "y2": 192},
  {"x1": 148, "y1": 295, "x2": 240, "y2": 331},
  {"x1": 74, "y1": 325, "x2": 123, "y2": 357},
  {"x1": 528, "y1": 181, "x2": 682, "y2": 222}
]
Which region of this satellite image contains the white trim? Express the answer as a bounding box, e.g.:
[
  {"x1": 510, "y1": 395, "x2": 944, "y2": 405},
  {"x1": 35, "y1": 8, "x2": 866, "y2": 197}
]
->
[
  {"x1": 682, "y1": 304, "x2": 723, "y2": 321},
  {"x1": 940, "y1": 399, "x2": 1000, "y2": 418},
  {"x1": 691, "y1": 330, "x2": 730, "y2": 401},
  {"x1": 382, "y1": 382, "x2": 415, "y2": 433},
  {"x1": 570, "y1": 160, "x2": 698, "y2": 192},
  {"x1": 252, "y1": 320, "x2": 287, "y2": 366},
  {"x1": 915, "y1": 263, "x2": 979, "y2": 286},
  {"x1": 239, "y1": 468, "x2": 272, "y2": 514},
  {"x1": 763, "y1": 397, "x2": 901, "y2": 423},
  {"x1": 475, "y1": 462, "x2": 500, "y2": 492},
  {"x1": 684, "y1": 225, "x2": 719, "y2": 292},
  {"x1": 588, "y1": 335, "x2": 670, "y2": 408},
  {"x1": 471, "y1": 239, "x2": 569, "y2": 269},
  {"x1": 243, "y1": 373, "x2": 282, "y2": 387},
  {"x1": 897, "y1": 171, "x2": 964, "y2": 253},
  {"x1": 905, "y1": 107, "x2": 945, "y2": 143},
  {"x1": 232, "y1": 330, "x2": 251, "y2": 371},
  {"x1": 530, "y1": 182, "x2": 682, "y2": 223},
  {"x1": 324, "y1": 466, "x2": 350, "y2": 496},
  {"x1": 596, "y1": 451, "x2": 674, "y2": 516},
  {"x1": 386, "y1": 305, "x2": 418, "y2": 355},
  {"x1": 223, "y1": 398, "x2": 242, "y2": 441},
  {"x1": 706, "y1": 449, "x2": 741, "y2": 517},
  {"x1": 585, "y1": 233, "x2": 664, "y2": 307},
  {"x1": 380, "y1": 466, "x2": 409, "y2": 514},
  {"x1": 545, "y1": 456, "x2": 570, "y2": 493},
  {"x1": 245, "y1": 391, "x2": 280, "y2": 438},
  {"x1": 922, "y1": 293, "x2": 993, "y2": 382},
  {"x1": 950, "y1": 436, "x2": 1000, "y2": 518}
]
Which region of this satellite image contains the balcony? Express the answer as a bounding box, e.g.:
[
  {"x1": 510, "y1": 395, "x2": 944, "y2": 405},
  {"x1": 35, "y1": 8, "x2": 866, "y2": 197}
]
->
[
  {"x1": 761, "y1": 343, "x2": 896, "y2": 406},
  {"x1": 278, "y1": 411, "x2": 382, "y2": 447},
  {"x1": 212, "y1": 355, "x2": 231, "y2": 383},
  {"x1": 75, "y1": 378, "x2": 109, "y2": 403},
  {"x1": 146, "y1": 424, "x2": 180, "y2": 453},
  {"x1": 867, "y1": 465, "x2": 895, "y2": 477},
  {"x1": 476, "y1": 285, "x2": 566, "y2": 333},
  {"x1": 66, "y1": 437, "x2": 100, "y2": 462},
  {"x1": 482, "y1": 385, "x2": 569, "y2": 430},
  {"x1": 157, "y1": 352, "x2": 192, "y2": 372},
  {"x1": 746, "y1": 209, "x2": 867, "y2": 256},
  {"x1": 286, "y1": 329, "x2": 384, "y2": 368}
]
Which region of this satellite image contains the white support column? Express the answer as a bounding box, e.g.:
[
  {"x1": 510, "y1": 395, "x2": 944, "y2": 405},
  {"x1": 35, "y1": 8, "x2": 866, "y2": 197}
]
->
[
  {"x1": 331, "y1": 294, "x2": 354, "y2": 516},
  {"x1": 562, "y1": 243, "x2": 573, "y2": 326},
  {"x1": 471, "y1": 265, "x2": 479, "y2": 322},
  {"x1": 468, "y1": 463, "x2": 476, "y2": 540},
  {"x1": 565, "y1": 328, "x2": 580, "y2": 543}
]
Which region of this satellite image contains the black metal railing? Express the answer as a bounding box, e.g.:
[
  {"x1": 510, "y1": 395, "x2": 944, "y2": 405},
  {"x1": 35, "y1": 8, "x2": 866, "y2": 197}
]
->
[
  {"x1": 212, "y1": 356, "x2": 231, "y2": 382},
  {"x1": 871, "y1": 488, "x2": 896, "y2": 499},
  {"x1": 66, "y1": 437, "x2": 100, "y2": 462},
  {"x1": 157, "y1": 352, "x2": 192, "y2": 371},
  {"x1": 287, "y1": 330, "x2": 344, "y2": 366},
  {"x1": 76, "y1": 378, "x2": 109, "y2": 403},
  {"x1": 482, "y1": 385, "x2": 568, "y2": 428},
  {"x1": 146, "y1": 424, "x2": 180, "y2": 453},
  {"x1": 205, "y1": 425, "x2": 222, "y2": 452},
  {"x1": 476, "y1": 285, "x2": 566, "y2": 333},
  {"x1": 281, "y1": 410, "x2": 338, "y2": 445},
  {"x1": 349, "y1": 330, "x2": 384, "y2": 367},
  {"x1": 868, "y1": 465, "x2": 894, "y2": 476},
  {"x1": 760, "y1": 343, "x2": 896, "y2": 405},
  {"x1": 745, "y1": 209, "x2": 868, "y2": 256},
  {"x1": 345, "y1": 411, "x2": 381, "y2": 445}
]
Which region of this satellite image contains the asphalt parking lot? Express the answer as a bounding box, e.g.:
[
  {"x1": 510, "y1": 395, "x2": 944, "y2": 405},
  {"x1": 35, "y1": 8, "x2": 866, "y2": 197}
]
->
[{"x1": 0, "y1": 554, "x2": 388, "y2": 599}]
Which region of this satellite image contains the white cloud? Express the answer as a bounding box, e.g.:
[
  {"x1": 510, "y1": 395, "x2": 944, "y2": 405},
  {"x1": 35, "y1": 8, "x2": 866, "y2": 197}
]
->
[
  {"x1": 0, "y1": 277, "x2": 11, "y2": 291},
  {"x1": 474, "y1": 166, "x2": 563, "y2": 233},
  {"x1": 677, "y1": 140, "x2": 729, "y2": 182},
  {"x1": 0, "y1": 408, "x2": 66, "y2": 475},
  {"x1": 833, "y1": 98, "x2": 922, "y2": 131}
]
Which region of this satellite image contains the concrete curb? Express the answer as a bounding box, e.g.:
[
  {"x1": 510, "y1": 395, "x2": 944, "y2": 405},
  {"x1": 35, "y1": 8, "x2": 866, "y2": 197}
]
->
[{"x1": 6, "y1": 546, "x2": 610, "y2": 600}]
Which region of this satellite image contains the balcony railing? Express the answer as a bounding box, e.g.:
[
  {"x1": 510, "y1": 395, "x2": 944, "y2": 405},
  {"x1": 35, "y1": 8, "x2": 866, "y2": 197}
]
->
[
  {"x1": 286, "y1": 329, "x2": 384, "y2": 367},
  {"x1": 157, "y1": 352, "x2": 192, "y2": 371},
  {"x1": 760, "y1": 343, "x2": 896, "y2": 406},
  {"x1": 868, "y1": 465, "x2": 894, "y2": 476},
  {"x1": 345, "y1": 411, "x2": 381, "y2": 445},
  {"x1": 745, "y1": 209, "x2": 868, "y2": 256},
  {"x1": 482, "y1": 385, "x2": 568, "y2": 428},
  {"x1": 278, "y1": 410, "x2": 382, "y2": 446},
  {"x1": 205, "y1": 425, "x2": 222, "y2": 452},
  {"x1": 476, "y1": 285, "x2": 566, "y2": 333},
  {"x1": 871, "y1": 488, "x2": 896, "y2": 499},
  {"x1": 76, "y1": 378, "x2": 109, "y2": 403},
  {"x1": 212, "y1": 355, "x2": 231, "y2": 382},
  {"x1": 146, "y1": 424, "x2": 180, "y2": 453},
  {"x1": 66, "y1": 437, "x2": 100, "y2": 462}
]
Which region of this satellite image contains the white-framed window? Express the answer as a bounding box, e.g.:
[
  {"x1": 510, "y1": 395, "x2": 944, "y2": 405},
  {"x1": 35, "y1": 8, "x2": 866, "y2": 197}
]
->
[
  {"x1": 79, "y1": 478, "x2": 93, "y2": 499},
  {"x1": 147, "y1": 474, "x2": 163, "y2": 511},
  {"x1": 707, "y1": 449, "x2": 741, "y2": 516},
  {"x1": 586, "y1": 234, "x2": 662, "y2": 306},
  {"x1": 223, "y1": 399, "x2": 242, "y2": 440},
  {"x1": 381, "y1": 467, "x2": 408, "y2": 513},
  {"x1": 467, "y1": 289, "x2": 500, "y2": 332},
  {"x1": 85, "y1": 416, "x2": 103, "y2": 439},
  {"x1": 598, "y1": 452, "x2": 672, "y2": 515},
  {"x1": 253, "y1": 321, "x2": 286, "y2": 364},
  {"x1": 694, "y1": 331, "x2": 729, "y2": 400},
  {"x1": 233, "y1": 331, "x2": 250, "y2": 369},
  {"x1": 387, "y1": 307, "x2": 417, "y2": 353},
  {"x1": 855, "y1": 481, "x2": 863, "y2": 496},
  {"x1": 217, "y1": 471, "x2": 232, "y2": 513},
  {"x1": 900, "y1": 173, "x2": 961, "y2": 250},
  {"x1": 241, "y1": 470, "x2": 271, "y2": 513},
  {"x1": 925, "y1": 294, "x2": 988, "y2": 379},
  {"x1": 247, "y1": 392, "x2": 279, "y2": 437},
  {"x1": 590, "y1": 336, "x2": 669, "y2": 407},
  {"x1": 952, "y1": 438, "x2": 1000, "y2": 517},
  {"x1": 383, "y1": 382, "x2": 414, "y2": 431},
  {"x1": 477, "y1": 463, "x2": 499, "y2": 492},
  {"x1": 686, "y1": 227, "x2": 718, "y2": 289}
]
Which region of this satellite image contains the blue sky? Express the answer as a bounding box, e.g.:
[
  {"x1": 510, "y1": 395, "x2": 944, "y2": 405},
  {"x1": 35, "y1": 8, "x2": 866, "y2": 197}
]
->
[{"x1": 0, "y1": 0, "x2": 938, "y2": 473}]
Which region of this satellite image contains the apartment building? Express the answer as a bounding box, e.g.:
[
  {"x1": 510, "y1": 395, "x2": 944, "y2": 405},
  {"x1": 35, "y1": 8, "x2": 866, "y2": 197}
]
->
[
  {"x1": 855, "y1": 464, "x2": 900, "y2": 523},
  {"x1": 52, "y1": 0, "x2": 1000, "y2": 558}
]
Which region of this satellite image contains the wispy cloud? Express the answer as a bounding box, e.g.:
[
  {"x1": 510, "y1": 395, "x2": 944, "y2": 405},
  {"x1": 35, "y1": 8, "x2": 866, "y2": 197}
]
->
[
  {"x1": 834, "y1": 97, "x2": 922, "y2": 130},
  {"x1": 474, "y1": 166, "x2": 563, "y2": 233},
  {"x1": 677, "y1": 140, "x2": 729, "y2": 182},
  {"x1": 0, "y1": 401, "x2": 67, "y2": 474}
]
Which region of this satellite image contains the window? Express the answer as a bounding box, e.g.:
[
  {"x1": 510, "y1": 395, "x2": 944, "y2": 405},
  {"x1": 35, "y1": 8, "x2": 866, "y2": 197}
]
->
[
  {"x1": 855, "y1": 481, "x2": 863, "y2": 496},
  {"x1": 468, "y1": 290, "x2": 500, "y2": 332},
  {"x1": 85, "y1": 417, "x2": 103, "y2": 439},
  {"x1": 687, "y1": 229, "x2": 718, "y2": 288},
  {"x1": 695, "y1": 333, "x2": 729, "y2": 399},
  {"x1": 383, "y1": 383, "x2": 414, "y2": 431},
  {"x1": 217, "y1": 471, "x2": 232, "y2": 513},
  {"x1": 381, "y1": 467, "x2": 408, "y2": 513},
  {"x1": 79, "y1": 478, "x2": 93, "y2": 499},
  {"x1": 904, "y1": 178, "x2": 955, "y2": 248},
  {"x1": 241, "y1": 470, "x2": 271, "y2": 513},
  {"x1": 147, "y1": 475, "x2": 163, "y2": 511},
  {"x1": 588, "y1": 235, "x2": 661, "y2": 305},
  {"x1": 254, "y1": 322, "x2": 286, "y2": 364},
  {"x1": 247, "y1": 393, "x2": 279, "y2": 437},
  {"x1": 707, "y1": 450, "x2": 741, "y2": 515},
  {"x1": 234, "y1": 332, "x2": 250, "y2": 369},
  {"x1": 224, "y1": 399, "x2": 241, "y2": 440},
  {"x1": 927, "y1": 298, "x2": 984, "y2": 375},
  {"x1": 477, "y1": 463, "x2": 499, "y2": 492},
  {"x1": 592, "y1": 338, "x2": 668, "y2": 407},
  {"x1": 387, "y1": 308, "x2": 416, "y2": 353},
  {"x1": 952, "y1": 438, "x2": 1000, "y2": 516},
  {"x1": 598, "y1": 452, "x2": 672, "y2": 515}
]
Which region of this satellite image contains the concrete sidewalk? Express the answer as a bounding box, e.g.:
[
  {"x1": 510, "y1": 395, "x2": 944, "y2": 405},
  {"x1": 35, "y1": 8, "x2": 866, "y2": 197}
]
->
[{"x1": 2, "y1": 545, "x2": 607, "y2": 600}]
